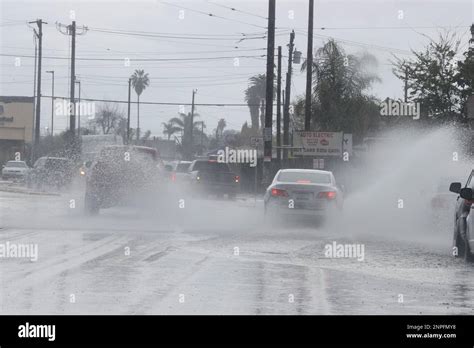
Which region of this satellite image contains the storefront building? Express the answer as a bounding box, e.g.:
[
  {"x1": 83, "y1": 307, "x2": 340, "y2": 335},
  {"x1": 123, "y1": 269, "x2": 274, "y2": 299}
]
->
[{"x1": 0, "y1": 96, "x2": 34, "y2": 165}]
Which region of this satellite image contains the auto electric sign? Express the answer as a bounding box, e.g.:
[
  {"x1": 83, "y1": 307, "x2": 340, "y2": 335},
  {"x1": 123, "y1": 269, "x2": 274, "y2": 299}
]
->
[{"x1": 293, "y1": 131, "x2": 343, "y2": 156}]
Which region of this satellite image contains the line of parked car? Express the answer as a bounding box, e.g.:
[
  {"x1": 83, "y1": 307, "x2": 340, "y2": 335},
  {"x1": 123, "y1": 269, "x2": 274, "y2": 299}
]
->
[{"x1": 2, "y1": 157, "x2": 75, "y2": 190}]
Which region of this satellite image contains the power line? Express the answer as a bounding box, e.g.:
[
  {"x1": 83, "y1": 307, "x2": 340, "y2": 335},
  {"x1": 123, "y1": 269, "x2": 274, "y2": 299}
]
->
[
  {"x1": 1, "y1": 63, "x2": 265, "y2": 69},
  {"x1": 87, "y1": 26, "x2": 268, "y2": 37},
  {"x1": 0, "y1": 53, "x2": 266, "y2": 61},
  {"x1": 279, "y1": 25, "x2": 470, "y2": 31},
  {"x1": 76, "y1": 72, "x2": 256, "y2": 80},
  {"x1": 159, "y1": 1, "x2": 267, "y2": 29},
  {"x1": 1, "y1": 45, "x2": 266, "y2": 55},
  {"x1": 205, "y1": 1, "x2": 268, "y2": 20},
  {"x1": 88, "y1": 27, "x2": 265, "y2": 41},
  {"x1": 41, "y1": 95, "x2": 274, "y2": 107}
]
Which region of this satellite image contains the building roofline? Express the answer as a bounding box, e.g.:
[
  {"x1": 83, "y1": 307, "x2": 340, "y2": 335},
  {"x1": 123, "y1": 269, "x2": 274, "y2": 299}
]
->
[{"x1": 0, "y1": 96, "x2": 35, "y2": 103}]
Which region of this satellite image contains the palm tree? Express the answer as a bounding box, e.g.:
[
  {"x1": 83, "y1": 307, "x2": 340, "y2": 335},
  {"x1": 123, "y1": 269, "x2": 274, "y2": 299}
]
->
[
  {"x1": 244, "y1": 74, "x2": 266, "y2": 130},
  {"x1": 169, "y1": 112, "x2": 202, "y2": 158},
  {"x1": 162, "y1": 121, "x2": 181, "y2": 140},
  {"x1": 130, "y1": 69, "x2": 150, "y2": 141},
  {"x1": 216, "y1": 118, "x2": 226, "y2": 142},
  {"x1": 244, "y1": 74, "x2": 276, "y2": 130}
]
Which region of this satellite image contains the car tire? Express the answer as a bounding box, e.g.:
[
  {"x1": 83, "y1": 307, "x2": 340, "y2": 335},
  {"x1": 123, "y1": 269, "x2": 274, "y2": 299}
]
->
[{"x1": 84, "y1": 191, "x2": 100, "y2": 215}]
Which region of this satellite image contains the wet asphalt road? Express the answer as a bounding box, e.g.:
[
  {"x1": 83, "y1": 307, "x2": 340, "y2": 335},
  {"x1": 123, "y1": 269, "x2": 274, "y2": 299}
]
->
[{"x1": 1, "y1": 188, "x2": 474, "y2": 315}]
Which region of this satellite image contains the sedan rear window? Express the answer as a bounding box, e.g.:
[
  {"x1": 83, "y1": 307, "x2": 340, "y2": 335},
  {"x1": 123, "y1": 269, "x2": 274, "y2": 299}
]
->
[
  {"x1": 277, "y1": 171, "x2": 331, "y2": 184},
  {"x1": 45, "y1": 159, "x2": 72, "y2": 170},
  {"x1": 176, "y1": 162, "x2": 191, "y2": 173},
  {"x1": 192, "y1": 161, "x2": 230, "y2": 172}
]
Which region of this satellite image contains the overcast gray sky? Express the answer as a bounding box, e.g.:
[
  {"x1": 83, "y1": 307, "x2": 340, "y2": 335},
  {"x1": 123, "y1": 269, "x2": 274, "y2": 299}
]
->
[{"x1": 1, "y1": 0, "x2": 472, "y2": 136}]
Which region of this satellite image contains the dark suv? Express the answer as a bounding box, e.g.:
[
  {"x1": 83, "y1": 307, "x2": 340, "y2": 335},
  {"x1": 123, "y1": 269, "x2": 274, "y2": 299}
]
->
[
  {"x1": 84, "y1": 145, "x2": 162, "y2": 214},
  {"x1": 186, "y1": 159, "x2": 240, "y2": 199},
  {"x1": 449, "y1": 169, "x2": 474, "y2": 262},
  {"x1": 27, "y1": 157, "x2": 74, "y2": 190}
]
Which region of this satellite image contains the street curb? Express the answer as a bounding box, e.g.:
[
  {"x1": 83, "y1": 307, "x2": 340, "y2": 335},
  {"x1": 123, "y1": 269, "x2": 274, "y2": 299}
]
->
[{"x1": 0, "y1": 186, "x2": 61, "y2": 196}]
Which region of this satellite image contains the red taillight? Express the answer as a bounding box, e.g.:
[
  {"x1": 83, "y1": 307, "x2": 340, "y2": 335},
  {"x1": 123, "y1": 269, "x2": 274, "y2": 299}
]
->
[
  {"x1": 170, "y1": 173, "x2": 176, "y2": 182},
  {"x1": 234, "y1": 175, "x2": 240, "y2": 183},
  {"x1": 271, "y1": 188, "x2": 288, "y2": 197},
  {"x1": 318, "y1": 191, "x2": 336, "y2": 200}
]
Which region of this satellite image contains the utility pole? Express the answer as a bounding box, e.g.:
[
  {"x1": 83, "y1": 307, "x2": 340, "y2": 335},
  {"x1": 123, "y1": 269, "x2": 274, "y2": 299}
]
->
[
  {"x1": 69, "y1": 22, "x2": 76, "y2": 133},
  {"x1": 32, "y1": 32, "x2": 37, "y2": 153},
  {"x1": 470, "y1": 23, "x2": 474, "y2": 45},
  {"x1": 189, "y1": 89, "x2": 197, "y2": 159},
  {"x1": 46, "y1": 70, "x2": 54, "y2": 135},
  {"x1": 127, "y1": 78, "x2": 131, "y2": 144},
  {"x1": 56, "y1": 21, "x2": 87, "y2": 134},
  {"x1": 283, "y1": 30, "x2": 295, "y2": 160},
  {"x1": 75, "y1": 79, "x2": 81, "y2": 135},
  {"x1": 56, "y1": 21, "x2": 87, "y2": 157},
  {"x1": 276, "y1": 46, "x2": 282, "y2": 162},
  {"x1": 263, "y1": 0, "x2": 276, "y2": 184},
  {"x1": 29, "y1": 19, "x2": 47, "y2": 158},
  {"x1": 282, "y1": 89, "x2": 285, "y2": 112},
  {"x1": 404, "y1": 66, "x2": 408, "y2": 102},
  {"x1": 304, "y1": 0, "x2": 314, "y2": 131}
]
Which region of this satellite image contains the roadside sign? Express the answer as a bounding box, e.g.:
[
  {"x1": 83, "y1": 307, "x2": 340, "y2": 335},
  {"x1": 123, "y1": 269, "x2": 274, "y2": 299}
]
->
[{"x1": 293, "y1": 131, "x2": 343, "y2": 156}]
